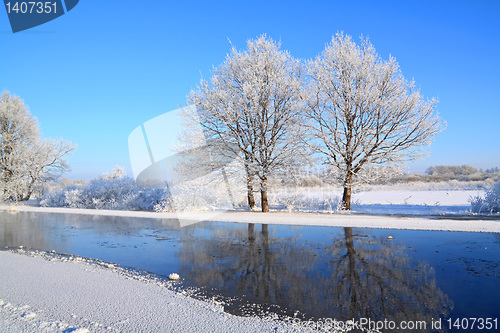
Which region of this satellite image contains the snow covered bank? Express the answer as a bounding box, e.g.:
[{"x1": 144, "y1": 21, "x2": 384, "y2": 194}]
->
[
  {"x1": 352, "y1": 189, "x2": 480, "y2": 206},
  {"x1": 1, "y1": 201, "x2": 499, "y2": 233},
  {"x1": 0, "y1": 250, "x2": 316, "y2": 333},
  {"x1": 212, "y1": 211, "x2": 499, "y2": 232},
  {"x1": 270, "y1": 189, "x2": 484, "y2": 215}
]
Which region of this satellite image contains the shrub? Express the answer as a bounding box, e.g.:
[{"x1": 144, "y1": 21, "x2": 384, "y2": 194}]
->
[
  {"x1": 40, "y1": 167, "x2": 170, "y2": 211},
  {"x1": 269, "y1": 190, "x2": 342, "y2": 213},
  {"x1": 470, "y1": 181, "x2": 500, "y2": 214},
  {"x1": 39, "y1": 185, "x2": 80, "y2": 208}
]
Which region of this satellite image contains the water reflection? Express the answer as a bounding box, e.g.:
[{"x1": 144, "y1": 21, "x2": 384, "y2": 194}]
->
[
  {"x1": 0, "y1": 211, "x2": 184, "y2": 249},
  {"x1": 178, "y1": 224, "x2": 453, "y2": 330},
  {"x1": 1, "y1": 211, "x2": 55, "y2": 250},
  {"x1": 327, "y1": 227, "x2": 452, "y2": 325},
  {"x1": 0, "y1": 211, "x2": 191, "y2": 276}
]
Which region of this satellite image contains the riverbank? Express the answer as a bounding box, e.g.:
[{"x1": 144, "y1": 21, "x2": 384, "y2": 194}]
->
[
  {"x1": 1, "y1": 203, "x2": 499, "y2": 233},
  {"x1": 0, "y1": 250, "x2": 316, "y2": 333}
]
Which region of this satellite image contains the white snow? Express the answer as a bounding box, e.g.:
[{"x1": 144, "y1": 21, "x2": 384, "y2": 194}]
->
[
  {"x1": 169, "y1": 273, "x2": 180, "y2": 280},
  {"x1": 352, "y1": 189, "x2": 478, "y2": 206},
  {"x1": 0, "y1": 251, "x2": 312, "y2": 333}
]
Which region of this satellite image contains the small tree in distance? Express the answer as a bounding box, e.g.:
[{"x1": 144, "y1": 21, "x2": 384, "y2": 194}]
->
[
  {"x1": 0, "y1": 91, "x2": 75, "y2": 201},
  {"x1": 305, "y1": 33, "x2": 445, "y2": 209}
]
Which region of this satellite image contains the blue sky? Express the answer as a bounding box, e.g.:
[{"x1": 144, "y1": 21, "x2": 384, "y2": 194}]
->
[{"x1": 1, "y1": 0, "x2": 499, "y2": 179}]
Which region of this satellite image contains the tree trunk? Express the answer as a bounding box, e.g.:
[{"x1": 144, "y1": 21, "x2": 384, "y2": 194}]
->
[
  {"x1": 244, "y1": 162, "x2": 256, "y2": 209},
  {"x1": 260, "y1": 176, "x2": 269, "y2": 212},
  {"x1": 342, "y1": 172, "x2": 353, "y2": 210},
  {"x1": 342, "y1": 185, "x2": 352, "y2": 210},
  {"x1": 22, "y1": 178, "x2": 35, "y2": 201},
  {"x1": 247, "y1": 175, "x2": 256, "y2": 210},
  {"x1": 261, "y1": 190, "x2": 269, "y2": 212}
]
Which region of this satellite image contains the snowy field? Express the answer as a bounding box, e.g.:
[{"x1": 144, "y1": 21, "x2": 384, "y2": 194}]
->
[
  {"x1": 1, "y1": 188, "x2": 499, "y2": 332},
  {"x1": 271, "y1": 187, "x2": 486, "y2": 215},
  {"x1": 350, "y1": 189, "x2": 485, "y2": 216}
]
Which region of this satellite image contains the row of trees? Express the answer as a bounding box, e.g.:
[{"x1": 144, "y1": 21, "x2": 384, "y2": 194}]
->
[
  {"x1": 186, "y1": 33, "x2": 444, "y2": 211},
  {"x1": 0, "y1": 91, "x2": 75, "y2": 201},
  {"x1": 425, "y1": 165, "x2": 480, "y2": 177}
]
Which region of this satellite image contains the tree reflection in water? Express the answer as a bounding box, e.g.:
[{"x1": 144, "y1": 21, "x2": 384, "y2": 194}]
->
[
  {"x1": 178, "y1": 224, "x2": 452, "y2": 330},
  {"x1": 327, "y1": 227, "x2": 452, "y2": 327}
]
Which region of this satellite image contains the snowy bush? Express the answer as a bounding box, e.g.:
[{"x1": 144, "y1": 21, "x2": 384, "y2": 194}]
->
[
  {"x1": 470, "y1": 181, "x2": 500, "y2": 214},
  {"x1": 39, "y1": 167, "x2": 234, "y2": 212},
  {"x1": 40, "y1": 167, "x2": 170, "y2": 211},
  {"x1": 154, "y1": 181, "x2": 235, "y2": 212},
  {"x1": 39, "y1": 185, "x2": 79, "y2": 207},
  {"x1": 269, "y1": 189, "x2": 342, "y2": 213},
  {"x1": 129, "y1": 188, "x2": 170, "y2": 211}
]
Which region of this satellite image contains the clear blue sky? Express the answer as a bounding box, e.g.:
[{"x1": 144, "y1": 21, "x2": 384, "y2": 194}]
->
[{"x1": 1, "y1": 0, "x2": 499, "y2": 179}]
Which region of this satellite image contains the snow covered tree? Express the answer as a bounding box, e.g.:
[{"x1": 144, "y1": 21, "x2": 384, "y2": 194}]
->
[
  {"x1": 0, "y1": 91, "x2": 75, "y2": 201},
  {"x1": 305, "y1": 33, "x2": 444, "y2": 209},
  {"x1": 188, "y1": 35, "x2": 305, "y2": 212}
]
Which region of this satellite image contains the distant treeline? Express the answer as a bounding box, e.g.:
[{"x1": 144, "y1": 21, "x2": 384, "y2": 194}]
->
[
  {"x1": 425, "y1": 165, "x2": 499, "y2": 176},
  {"x1": 389, "y1": 165, "x2": 500, "y2": 185},
  {"x1": 270, "y1": 165, "x2": 500, "y2": 188}
]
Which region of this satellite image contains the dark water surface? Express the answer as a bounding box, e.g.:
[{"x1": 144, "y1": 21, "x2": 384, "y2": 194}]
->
[{"x1": 1, "y1": 211, "x2": 499, "y2": 332}]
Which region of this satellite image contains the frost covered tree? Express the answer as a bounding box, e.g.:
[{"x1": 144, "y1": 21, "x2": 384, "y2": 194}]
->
[
  {"x1": 188, "y1": 35, "x2": 305, "y2": 212},
  {"x1": 305, "y1": 33, "x2": 444, "y2": 209},
  {"x1": 0, "y1": 91, "x2": 75, "y2": 201}
]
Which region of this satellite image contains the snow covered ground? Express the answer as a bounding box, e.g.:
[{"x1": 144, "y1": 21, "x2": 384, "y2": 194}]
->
[
  {"x1": 351, "y1": 189, "x2": 484, "y2": 216},
  {"x1": 352, "y1": 189, "x2": 480, "y2": 206},
  {"x1": 0, "y1": 250, "x2": 321, "y2": 333}
]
